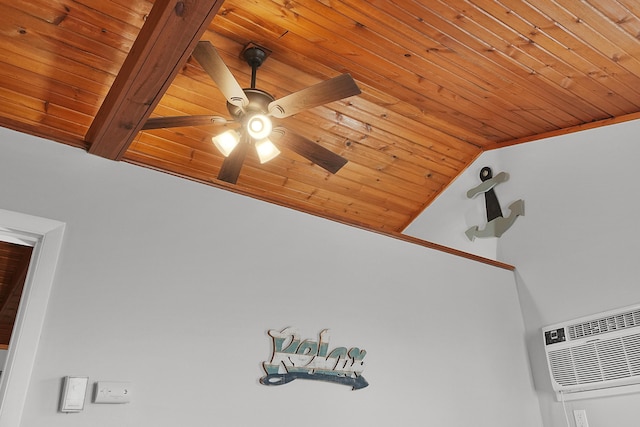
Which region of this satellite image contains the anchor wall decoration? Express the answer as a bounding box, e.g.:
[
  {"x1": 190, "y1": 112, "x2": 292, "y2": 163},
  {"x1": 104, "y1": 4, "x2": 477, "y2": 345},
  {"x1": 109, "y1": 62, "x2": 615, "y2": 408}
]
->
[{"x1": 465, "y1": 166, "x2": 524, "y2": 241}]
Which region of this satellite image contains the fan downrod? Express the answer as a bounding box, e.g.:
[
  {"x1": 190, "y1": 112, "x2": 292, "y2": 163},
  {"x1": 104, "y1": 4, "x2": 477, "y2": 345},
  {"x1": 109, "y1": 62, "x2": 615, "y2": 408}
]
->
[{"x1": 242, "y1": 43, "x2": 271, "y2": 89}]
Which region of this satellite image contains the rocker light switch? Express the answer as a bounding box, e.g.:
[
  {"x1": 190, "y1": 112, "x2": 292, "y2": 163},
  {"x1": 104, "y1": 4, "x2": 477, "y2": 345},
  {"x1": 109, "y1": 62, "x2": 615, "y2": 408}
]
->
[
  {"x1": 59, "y1": 376, "x2": 89, "y2": 412},
  {"x1": 93, "y1": 381, "x2": 132, "y2": 404}
]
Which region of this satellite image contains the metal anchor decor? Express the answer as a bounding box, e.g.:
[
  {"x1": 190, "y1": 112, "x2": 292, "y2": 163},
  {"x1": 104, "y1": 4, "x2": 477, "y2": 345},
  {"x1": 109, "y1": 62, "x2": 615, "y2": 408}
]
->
[
  {"x1": 260, "y1": 328, "x2": 368, "y2": 390},
  {"x1": 465, "y1": 166, "x2": 524, "y2": 241}
]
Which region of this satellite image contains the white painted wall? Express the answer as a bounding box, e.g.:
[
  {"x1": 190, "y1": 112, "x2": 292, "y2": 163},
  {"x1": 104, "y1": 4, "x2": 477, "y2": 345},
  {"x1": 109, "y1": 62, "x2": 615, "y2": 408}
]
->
[
  {"x1": 404, "y1": 160, "x2": 504, "y2": 260},
  {"x1": 407, "y1": 118, "x2": 640, "y2": 427},
  {"x1": 0, "y1": 128, "x2": 541, "y2": 427}
]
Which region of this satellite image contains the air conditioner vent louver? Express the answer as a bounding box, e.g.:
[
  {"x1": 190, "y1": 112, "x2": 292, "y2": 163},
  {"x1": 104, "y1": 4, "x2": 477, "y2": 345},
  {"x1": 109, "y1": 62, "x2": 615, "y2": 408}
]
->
[
  {"x1": 568, "y1": 309, "x2": 640, "y2": 340},
  {"x1": 548, "y1": 348, "x2": 577, "y2": 386},
  {"x1": 548, "y1": 333, "x2": 640, "y2": 387},
  {"x1": 626, "y1": 334, "x2": 640, "y2": 375}
]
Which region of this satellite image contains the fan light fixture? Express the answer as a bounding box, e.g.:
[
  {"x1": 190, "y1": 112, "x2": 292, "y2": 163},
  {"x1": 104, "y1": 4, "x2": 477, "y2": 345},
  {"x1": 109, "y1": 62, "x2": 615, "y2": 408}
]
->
[
  {"x1": 211, "y1": 114, "x2": 278, "y2": 163},
  {"x1": 255, "y1": 138, "x2": 280, "y2": 163},
  {"x1": 212, "y1": 130, "x2": 240, "y2": 157},
  {"x1": 246, "y1": 114, "x2": 272, "y2": 140}
]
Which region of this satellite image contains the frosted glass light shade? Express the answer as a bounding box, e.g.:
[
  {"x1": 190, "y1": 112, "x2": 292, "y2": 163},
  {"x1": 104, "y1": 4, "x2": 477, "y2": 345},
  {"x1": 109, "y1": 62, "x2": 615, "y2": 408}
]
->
[
  {"x1": 246, "y1": 114, "x2": 273, "y2": 140},
  {"x1": 212, "y1": 130, "x2": 240, "y2": 157},
  {"x1": 255, "y1": 139, "x2": 281, "y2": 164}
]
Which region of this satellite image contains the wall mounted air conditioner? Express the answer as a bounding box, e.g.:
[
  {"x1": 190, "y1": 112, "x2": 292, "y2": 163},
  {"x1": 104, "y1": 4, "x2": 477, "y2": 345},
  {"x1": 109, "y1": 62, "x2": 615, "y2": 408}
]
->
[{"x1": 543, "y1": 303, "x2": 640, "y2": 401}]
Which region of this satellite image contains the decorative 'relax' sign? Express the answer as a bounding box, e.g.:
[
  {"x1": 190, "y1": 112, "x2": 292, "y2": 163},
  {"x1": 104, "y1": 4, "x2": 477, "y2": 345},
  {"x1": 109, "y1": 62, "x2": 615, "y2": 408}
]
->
[{"x1": 260, "y1": 328, "x2": 368, "y2": 390}]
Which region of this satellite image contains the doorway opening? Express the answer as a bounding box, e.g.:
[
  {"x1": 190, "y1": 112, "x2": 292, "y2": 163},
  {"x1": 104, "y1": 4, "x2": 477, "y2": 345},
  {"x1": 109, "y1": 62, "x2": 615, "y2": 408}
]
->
[
  {"x1": 0, "y1": 240, "x2": 34, "y2": 375},
  {"x1": 0, "y1": 209, "x2": 65, "y2": 426}
]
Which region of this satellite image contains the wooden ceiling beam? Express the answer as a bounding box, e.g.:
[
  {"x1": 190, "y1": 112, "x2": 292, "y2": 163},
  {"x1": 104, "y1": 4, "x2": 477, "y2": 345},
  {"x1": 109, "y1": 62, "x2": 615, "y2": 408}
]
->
[{"x1": 86, "y1": 0, "x2": 226, "y2": 160}]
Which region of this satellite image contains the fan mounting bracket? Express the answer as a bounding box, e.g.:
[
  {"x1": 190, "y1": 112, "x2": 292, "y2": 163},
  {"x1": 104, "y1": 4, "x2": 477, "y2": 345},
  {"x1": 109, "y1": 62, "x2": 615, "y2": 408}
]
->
[{"x1": 241, "y1": 42, "x2": 271, "y2": 68}]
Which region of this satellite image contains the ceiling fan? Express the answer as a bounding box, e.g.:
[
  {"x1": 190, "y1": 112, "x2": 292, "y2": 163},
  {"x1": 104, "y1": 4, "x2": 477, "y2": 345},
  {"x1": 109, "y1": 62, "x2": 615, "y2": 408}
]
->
[{"x1": 142, "y1": 41, "x2": 361, "y2": 184}]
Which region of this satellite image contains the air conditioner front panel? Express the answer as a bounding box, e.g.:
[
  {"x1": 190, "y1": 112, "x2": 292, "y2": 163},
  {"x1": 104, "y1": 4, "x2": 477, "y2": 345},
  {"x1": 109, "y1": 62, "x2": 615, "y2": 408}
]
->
[{"x1": 543, "y1": 303, "x2": 640, "y2": 399}]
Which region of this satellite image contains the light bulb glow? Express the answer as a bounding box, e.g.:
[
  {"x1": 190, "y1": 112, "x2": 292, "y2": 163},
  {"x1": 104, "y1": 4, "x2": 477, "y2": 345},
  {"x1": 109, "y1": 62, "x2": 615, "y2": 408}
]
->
[
  {"x1": 246, "y1": 114, "x2": 273, "y2": 140},
  {"x1": 255, "y1": 138, "x2": 281, "y2": 164},
  {"x1": 212, "y1": 130, "x2": 239, "y2": 157}
]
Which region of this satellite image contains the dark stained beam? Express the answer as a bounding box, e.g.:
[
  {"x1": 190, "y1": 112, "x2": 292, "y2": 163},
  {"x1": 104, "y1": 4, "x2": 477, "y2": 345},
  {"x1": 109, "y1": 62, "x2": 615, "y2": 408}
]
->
[{"x1": 86, "y1": 0, "x2": 226, "y2": 159}]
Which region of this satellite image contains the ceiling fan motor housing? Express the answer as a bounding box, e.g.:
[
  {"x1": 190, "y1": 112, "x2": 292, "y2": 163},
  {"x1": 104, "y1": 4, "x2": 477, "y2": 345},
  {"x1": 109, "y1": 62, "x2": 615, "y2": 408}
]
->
[{"x1": 227, "y1": 88, "x2": 275, "y2": 121}]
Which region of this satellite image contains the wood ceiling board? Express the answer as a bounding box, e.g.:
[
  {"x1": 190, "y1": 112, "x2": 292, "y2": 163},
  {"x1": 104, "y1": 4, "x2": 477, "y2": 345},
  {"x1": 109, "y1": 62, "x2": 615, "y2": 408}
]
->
[
  {"x1": 477, "y1": 2, "x2": 640, "y2": 104},
  {"x1": 212, "y1": 11, "x2": 509, "y2": 139},
  {"x1": 281, "y1": 1, "x2": 526, "y2": 123},
  {"x1": 332, "y1": 1, "x2": 589, "y2": 131}
]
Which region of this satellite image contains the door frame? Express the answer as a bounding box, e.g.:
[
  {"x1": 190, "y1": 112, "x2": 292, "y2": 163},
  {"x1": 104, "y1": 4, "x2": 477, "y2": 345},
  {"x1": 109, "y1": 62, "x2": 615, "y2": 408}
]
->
[{"x1": 0, "y1": 209, "x2": 65, "y2": 426}]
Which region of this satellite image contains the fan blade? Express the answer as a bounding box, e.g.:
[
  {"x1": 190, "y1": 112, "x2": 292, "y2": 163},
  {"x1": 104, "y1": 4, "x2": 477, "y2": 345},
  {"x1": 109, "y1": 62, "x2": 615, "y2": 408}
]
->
[
  {"x1": 142, "y1": 115, "x2": 228, "y2": 130},
  {"x1": 217, "y1": 141, "x2": 249, "y2": 184},
  {"x1": 192, "y1": 41, "x2": 249, "y2": 108},
  {"x1": 268, "y1": 74, "x2": 361, "y2": 119},
  {"x1": 279, "y1": 130, "x2": 348, "y2": 174}
]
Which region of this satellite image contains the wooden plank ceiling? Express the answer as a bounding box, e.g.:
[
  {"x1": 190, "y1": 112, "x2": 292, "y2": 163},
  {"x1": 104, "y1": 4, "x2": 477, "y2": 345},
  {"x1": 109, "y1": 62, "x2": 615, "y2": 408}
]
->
[{"x1": 1, "y1": 0, "x2": 640, "y2": 233}]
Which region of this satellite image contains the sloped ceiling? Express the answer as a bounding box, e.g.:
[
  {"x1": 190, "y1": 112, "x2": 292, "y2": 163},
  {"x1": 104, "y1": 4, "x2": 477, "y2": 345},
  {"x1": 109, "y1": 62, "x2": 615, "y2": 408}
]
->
[{"x1": 1, "y1": 0, "x2": 640, "y2": 235}]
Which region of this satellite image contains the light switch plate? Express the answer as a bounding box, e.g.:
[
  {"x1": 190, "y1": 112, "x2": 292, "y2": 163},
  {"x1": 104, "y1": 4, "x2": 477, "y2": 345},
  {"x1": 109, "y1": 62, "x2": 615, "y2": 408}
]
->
[
  {"x1": 59, "y1": 376, "x2": 89, "y2": 412},
  {"x1": 573, "y1": 409, "x2": 589, "y2": 427},
  {"x1": 93, "y1": 381, "x2": 132, "y2": 404}
]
